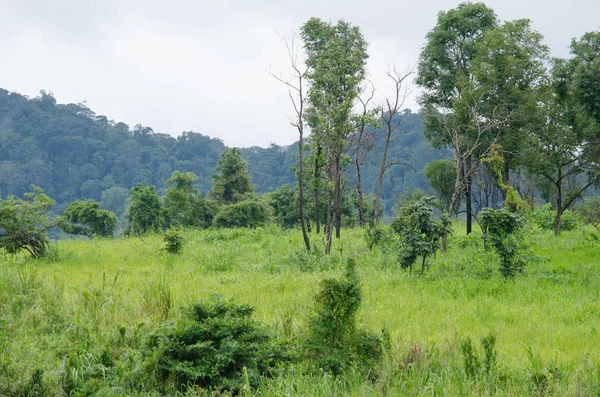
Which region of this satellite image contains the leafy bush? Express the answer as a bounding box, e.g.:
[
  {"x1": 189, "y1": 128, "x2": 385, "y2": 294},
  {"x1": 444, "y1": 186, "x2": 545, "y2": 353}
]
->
[
  {"x1": 163, "y1": 228, "x2": 184, "y2": 254},
  {"x1": 532, "y1": 203, "x2": 579, "y2": 231},
  {"x1": 391, "y1": 196, "x2": 450, "y2": 275},
  {"x1": 58, "y1": 200, "x2": 117, "y2": 238},
  {"x1": 213, "y1": 200, "x2": 271, "y2": 228},
  {"x1": 305, "y1": 259, "x2": 382, "y2": 375},
  {"x1": 479, "y1": 208, "x2": 526, "y2": 278},
  {"x1": 0, "y1": 187, "x2": 54, "y2": 258},
  {"x1": 140, "y1": 298, "x2": 289, "y2": 393}
]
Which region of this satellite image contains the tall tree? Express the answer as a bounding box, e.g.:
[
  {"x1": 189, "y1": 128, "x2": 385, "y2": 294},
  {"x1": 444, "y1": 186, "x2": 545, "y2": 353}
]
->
[
  {"x1": 209, "y1": 148, "x2": 254, "y2": 204},
  {"x1": 372, "y1": 67, "x2": 415, "y2": 227},
  {"x1": 127, "y1": 184, "x2": 164, "y2": 234},
  {"x1": 268, "y1": 34, "x2": 311, "y2": 252},
  {"x1": 416, "y1": 2, "x2": 498, "y2": 234},
  {"x1": 301, "y1": 18, "x2": 369, "y2": 253}
]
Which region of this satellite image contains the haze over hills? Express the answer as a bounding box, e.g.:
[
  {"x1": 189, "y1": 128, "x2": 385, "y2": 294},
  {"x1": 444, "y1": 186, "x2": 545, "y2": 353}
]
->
[{"x1": 0, "y1": 89, "x2": 437, "y2": 216}]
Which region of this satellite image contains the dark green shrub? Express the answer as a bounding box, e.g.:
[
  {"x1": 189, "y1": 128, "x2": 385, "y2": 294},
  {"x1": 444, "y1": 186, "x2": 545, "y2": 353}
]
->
[
  {"x1": 460, "y1": 333, "x2": 498, "y2": 379},
  {"x1": 391, "y1": 196, "x2": 451, "y2": 275},
  {"x1": 213, "y1": 200, "x2": 271, "y2": 228},
  {"x1": 140, "y1": 298, "x2": 289, "y2": 393},
  {"x1": 532, "y1": 203, "x2": 579, "y2": 231},
  {"x1": 127, "y1": 184, "x2": 165, "y2": 235},
  {"x1": 58, "y1": 200, "x2": 117, "y2": 238},
  {"x1": 163, "y1": 228, "x2": 184, "y2": 254},
  {"x1": 305, "y1": 259, "x2": 382, "y2": 375},
  {"x1": 479, "y1": 208, "x2": 526, "y2": 278}
]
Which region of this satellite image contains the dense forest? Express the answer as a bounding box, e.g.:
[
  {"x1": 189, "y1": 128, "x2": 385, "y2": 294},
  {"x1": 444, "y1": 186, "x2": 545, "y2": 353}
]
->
[{"x1": 0, "y1": 88, "x2": 435, "y2": 217}]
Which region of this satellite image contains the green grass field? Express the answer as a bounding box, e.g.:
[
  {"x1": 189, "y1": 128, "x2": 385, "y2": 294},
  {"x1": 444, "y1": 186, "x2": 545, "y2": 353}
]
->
[{"x1": 1, "y1": 225, "x2": 600, "y2": 395}]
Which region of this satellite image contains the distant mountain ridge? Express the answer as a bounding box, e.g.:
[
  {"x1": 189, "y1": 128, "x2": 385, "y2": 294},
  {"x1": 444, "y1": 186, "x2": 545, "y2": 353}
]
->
[{"x1": 0, "y1": 89, "x2": 437, "y2": 216}]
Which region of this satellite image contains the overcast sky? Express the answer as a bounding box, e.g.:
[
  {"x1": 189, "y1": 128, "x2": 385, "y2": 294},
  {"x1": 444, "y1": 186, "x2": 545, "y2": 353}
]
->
[{"x1": 1, "y1": 0, "x2": 599, "y2": 147}]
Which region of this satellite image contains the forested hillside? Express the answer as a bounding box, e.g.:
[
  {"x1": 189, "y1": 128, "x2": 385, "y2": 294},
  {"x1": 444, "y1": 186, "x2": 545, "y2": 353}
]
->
[{"x1": 0, "y1": 89, "x2": 436, "y2": 215}]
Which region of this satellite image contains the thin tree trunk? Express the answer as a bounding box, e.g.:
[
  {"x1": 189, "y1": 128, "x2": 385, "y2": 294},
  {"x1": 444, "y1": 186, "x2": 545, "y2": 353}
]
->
[
  {"x1": 355, "y1": 152, "x2": 365, "y2": 227},
  {"x1": 373, "y1": 135, "x2": 390, "y2": 227},
  {"x1": 298, "y1": 129, "x2": 310, "y2": 252},
  {"x1": 554, "y1": 169, "x2": 562, "y2": 237},
  {"x1": 314, "y1": 144, "x2": 322, "y2": 234},
  {"x1": 465, "y1": 155, "x2": 473, "y2": 235},
  {"x1": 334, "y1": 158, "x2": 342, "y2": 238}
]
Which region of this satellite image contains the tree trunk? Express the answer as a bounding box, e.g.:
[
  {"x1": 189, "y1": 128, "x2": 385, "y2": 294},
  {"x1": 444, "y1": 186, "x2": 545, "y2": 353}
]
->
[
  {"x1": 298, "y1": 130, "x2": 310, "y2": 252},
  {"x1": 355, "y1": 153, "x2": 365, "y2": 227},
  {"x1": 314, "y1": 144, "x2": 322, "y2": 234},
  {"x1": 465, "y1": 156, "x2": 473, "y2": 235},
  {"x1": 373, "y1": 132, "x2": 391, "y2": 227},
  {"x1": 334, "y1": 157, "x2": 342, "y2": 238},
  {"x1": 554, "y1": 169, "x2": 562, "y2": 237}
]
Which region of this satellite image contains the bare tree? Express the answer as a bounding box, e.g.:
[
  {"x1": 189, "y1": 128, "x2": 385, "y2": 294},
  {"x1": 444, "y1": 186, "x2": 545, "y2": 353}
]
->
[
  {"x1": 372, "y1": 66, "x2": 415, "y2": 226},
  {"x1": 267, "y1": 34, "x2": 310, "y2": 252},
  {"x1": 349, "y1": 82, "x2": 377, "y2": 227}
]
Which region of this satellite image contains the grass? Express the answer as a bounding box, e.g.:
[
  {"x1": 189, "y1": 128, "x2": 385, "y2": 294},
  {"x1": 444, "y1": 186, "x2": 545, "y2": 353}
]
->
[{"x1": 1, "y1": 224, "x2": 599, "y2": 395}]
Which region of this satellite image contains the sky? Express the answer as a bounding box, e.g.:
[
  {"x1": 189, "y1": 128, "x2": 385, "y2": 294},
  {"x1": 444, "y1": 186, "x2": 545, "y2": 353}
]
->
[{"x1": 1, "y1": 0, "x2": 599, "y2": 148}]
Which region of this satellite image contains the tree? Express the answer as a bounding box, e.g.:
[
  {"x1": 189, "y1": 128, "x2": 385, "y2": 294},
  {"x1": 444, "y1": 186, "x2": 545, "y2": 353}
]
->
[
  {"x1": 372, "y1": 67, "x2": 415, "y2": 226},
  {"x1": 213, "y1": 200, "x2": 271, "y2": 229},
  {"x1": 0, "y1": 186, "x2": 54, "y2": 258},
  {"x1": 470, "y1": 19, "x2": 550, "y2": 191},
  {"x1": 301, "y1": 18, "x2": 369, "y2": 253},
  {"x1": 268, "y1": 34, "x2": 311, "y2": 251},
  {"x1": 209, "y1": 148, "x2": 254, "y2": 204},
  {"x1": 163, "y1": 170, "x2": 217, "y2": 229},
  {"x1": 425, "y1": 159, "x2": 457, "y2": 211},
  {"x1": 525, "y1": 59, "x2": 599, "y2": 236},
  {"x1": 267, "y1": 184, "x2": 300, "y2": 229},
  {"x1": 417, "y1": 2, "x2": 498, "y2": 235},
  {"x1": 127, "y1": 184, "x2": 164, "y2": 234},
  {"x1": 391, "y1": 196, "x2": 450, "y2": 275},
  {"x1": 58, "y1": 200, "x2": 117, "y2": 238}
]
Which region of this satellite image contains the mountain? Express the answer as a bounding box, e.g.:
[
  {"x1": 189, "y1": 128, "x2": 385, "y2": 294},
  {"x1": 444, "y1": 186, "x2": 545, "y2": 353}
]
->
[{"x1": 0, "y1": 89, "x2": 438, "y2": 216}]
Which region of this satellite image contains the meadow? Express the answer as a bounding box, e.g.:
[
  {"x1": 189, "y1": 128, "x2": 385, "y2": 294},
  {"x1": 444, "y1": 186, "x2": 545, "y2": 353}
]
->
[{"x1": 1, "y1": 224, "x2": 600, "y2": 396}]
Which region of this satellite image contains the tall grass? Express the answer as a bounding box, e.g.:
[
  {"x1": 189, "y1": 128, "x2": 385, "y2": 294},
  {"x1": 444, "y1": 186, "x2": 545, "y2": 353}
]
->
[{"x1": 0, "y1": 224, "x2": 599, "y2": 394}]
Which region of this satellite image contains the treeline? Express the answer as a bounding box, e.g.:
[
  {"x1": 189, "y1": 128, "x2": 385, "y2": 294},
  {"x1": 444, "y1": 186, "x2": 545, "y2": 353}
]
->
[{"x1": 0, "y1": 89, "x2": 434, "y2": 219}]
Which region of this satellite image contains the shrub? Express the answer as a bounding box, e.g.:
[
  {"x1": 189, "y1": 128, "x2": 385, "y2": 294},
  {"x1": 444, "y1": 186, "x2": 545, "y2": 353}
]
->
[
  {"x1": 163, "y1": 228, "x2": 184, "y2": 254},
  {"x1": 58, "y1": 200, "x2": 117, "y2": 238},
  {"x1": 140, "y1": 298, "x2": 289, "y2": 393},
  {"x1": 391, "y1": 196, "x2": 451, "y2": 275},
  {"x1": 213, "y1": 200, "x2": 271, "y2": 228},
  {"x1": 479, "y1": 208, "x2": 526, "y2": 278},
  {"x1": 532, "y1": 203, "x2": 579, "y2": 231},
  {"x1": 305, "y1": 259, "x2": 382, "y2": 375},
  {"x1": 0, "y1": 187, "x2": 54, "y2": 258}
]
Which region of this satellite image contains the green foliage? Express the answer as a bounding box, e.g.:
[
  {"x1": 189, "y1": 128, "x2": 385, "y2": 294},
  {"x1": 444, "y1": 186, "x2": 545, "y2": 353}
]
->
[
  {"x1": 460, "y1": 333, "x2": 498, "y2": 379},
  {"x1": 479, "y1": 208, "x2": 526, "y2": 278},
  {"x1": 209, "y1": 147, "x2": 255, "y2": 204},
  {"x1": 163, "y1": 228, "x2": 184, "y2": 255},
  {"x1": 306, "y1": 259, "x2": 382, "y2": 375},
  {"x1": 425, "y1": 159, "x2": 457, "y2": 211},
  {"x1": 140, "y1": 298, "x2": 289, "y2": 393},
  {"x1": 576, "y1": 196, "x2": 600, "y2": 231},
  {"x1": 127, "y1": 184, "x2": 164, "y2": 234},
  {"x1": 532, "y1": 203, "x2": 579, "y2": 232},
  {"x1": 163, "y1": 170, "x2": 218, "y2": 229},
  {"x1": 58, "y1": 200, "x2": 117, "y2": 238},
  {"x1": 213, "y1": 200, "x2": 271, "y2": 228},
  {"x1": 0, "y1": 186, "x2": 54, "y2": 257},
  {"x1": 391, "y1": 196, "x2": 451, "y2": 275},
  {"x1": 267, "y1": 184, "x2": 300, "y2": 228}
]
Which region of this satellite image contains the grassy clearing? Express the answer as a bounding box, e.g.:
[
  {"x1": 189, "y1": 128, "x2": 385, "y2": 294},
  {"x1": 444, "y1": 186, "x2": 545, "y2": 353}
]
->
[{"x1": 1, "y1": 225, "x2": 599, "y2": 395}]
